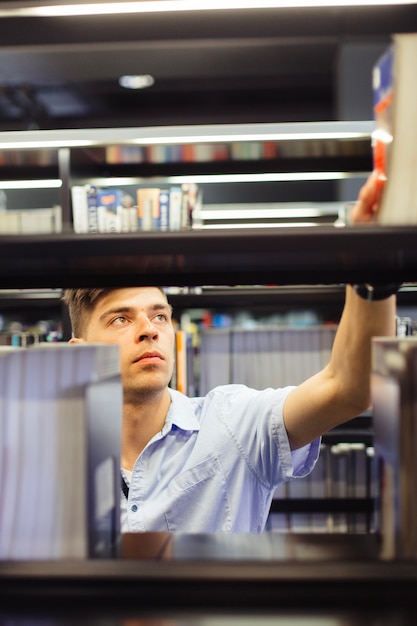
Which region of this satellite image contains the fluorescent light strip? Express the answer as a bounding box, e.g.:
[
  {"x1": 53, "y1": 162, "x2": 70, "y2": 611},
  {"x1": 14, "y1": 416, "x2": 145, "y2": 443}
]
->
[
  {"x1": 0, "y1": 140, "x2": 93, "y2": 150},
  {"x1": 3, "y1": 1, "x2": 416, "y2": 18},
  {"x1": 166, "y1": 171, "x2": 369, "y2": 183},
  {"x1": 0, "y1": 121, "x2": 373, "y2": 149},
  {"x1": 201, "y1": 201, "x2": 342, "y2": 218},
  {"x1": 90, "y1": 171, "x2": 368, "y2": 186},
  {"x1": 0, "y1": 179, "x2": 62, "y2": 189},
  {"x1": 202, "y1": 207, "x2": 325, "y2": 219},
  {"x1": 132, "y1": 132, "x2": 369, "y2": 145},
  {"x1": 203, "y1": 222, "x2": 320, "y2": 229}
]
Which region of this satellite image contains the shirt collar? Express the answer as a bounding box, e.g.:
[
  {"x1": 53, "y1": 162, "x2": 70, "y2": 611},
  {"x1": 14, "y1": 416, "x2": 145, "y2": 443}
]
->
[{"x1": 165, "y1": 388, "x2": 200, "y2": 433}]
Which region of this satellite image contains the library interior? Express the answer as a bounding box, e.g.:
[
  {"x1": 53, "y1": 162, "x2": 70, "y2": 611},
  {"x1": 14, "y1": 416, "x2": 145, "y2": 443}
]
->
[{"x1": 1, "y1": 2, "x2": 417, "y2": 625}]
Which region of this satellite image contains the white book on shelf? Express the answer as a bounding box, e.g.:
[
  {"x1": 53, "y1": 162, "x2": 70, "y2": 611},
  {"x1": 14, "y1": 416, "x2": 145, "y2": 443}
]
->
[
  {"x1": 0, "y1": 211, "x2": 20, "y2": 233},
  {"x1": 71, "y1": 185, "x2": 89, "y2": 233},
  {"x1": 168, "y1": 186, "x2": 182, "y2": 231}
]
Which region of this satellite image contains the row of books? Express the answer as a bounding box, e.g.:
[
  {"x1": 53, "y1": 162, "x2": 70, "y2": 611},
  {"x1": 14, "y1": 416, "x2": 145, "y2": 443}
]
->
[
  {"x1": 269, "y1": 441, "x2": 375, "y2": 534},
  {"x1": 0, "y1": 205, "x2": 62, "y2": 234},
  {"x1": 170, "y1": 328, "x2": 199, "y2": 398},
  {"x1": 0, "y1": 328, "x2": 63, "y2": 346},
  {"x1": 71, "y1": 183, "x2": 202, "y2": 233},
  {"x1": 0, "y1": 343, "x2": 122, "y2": 560},
  {"x1": 175, "y1": 311, "x2": 414, "y2": 401},
  {"x1": 0, "y1": 149, "x2": 57, "y2": 167},
  {"x1": 197, "y1": 325, "x2": 338, "y2": 395},
  {"x1": 104, "y1": 137, "x2": 366, "y2": 165}
]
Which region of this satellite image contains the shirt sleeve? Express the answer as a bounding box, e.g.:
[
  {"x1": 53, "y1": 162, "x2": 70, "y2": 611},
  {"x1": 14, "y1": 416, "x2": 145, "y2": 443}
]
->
[
  {"x1": 209, "y1": 384, "x2": 321, "y2": 488},
  {"x1": 269, "y1": 384, "x2": 321, "y2": 485}
]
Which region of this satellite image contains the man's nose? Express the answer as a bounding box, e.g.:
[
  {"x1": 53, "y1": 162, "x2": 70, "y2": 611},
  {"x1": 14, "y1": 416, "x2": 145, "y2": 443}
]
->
[{"x1": 135, "y1": 314, "x2": 158, "y2": 341}]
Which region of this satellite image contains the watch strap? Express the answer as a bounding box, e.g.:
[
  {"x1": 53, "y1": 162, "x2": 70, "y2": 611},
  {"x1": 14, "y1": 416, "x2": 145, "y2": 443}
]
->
[{"x1": 352, "y1": 282, "x2": 402, "y2": 301}]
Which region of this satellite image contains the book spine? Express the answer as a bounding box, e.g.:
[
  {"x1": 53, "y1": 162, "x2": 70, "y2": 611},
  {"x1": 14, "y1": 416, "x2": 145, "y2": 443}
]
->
[
  {"x1": 86, "y1": 185, "x2": 100, "y2": 233},
  {"x1": 101, "y1": 189, "x2": 125, "y2": 233},
  {"x1": 137, "y1": 188, "x2": 161, "y2": 231},
  {"x1": 372, "y1": 44, "x2": 394, "y2": 194},
  {"x1": 175, "y1": 330, "x2": 187, "y2": 394},
  {"x1": 168, "y1": 186, "x2": 182, "y2": 231},
  {"x1": 180, "y1": 183, "x2": 190, "y2": 229},
  {"x1": 71, "y1": 185, "x2": 89, "y2": 234},
  {"x1": 159, "y1": 189, "x2": 170, "y2": 231}
]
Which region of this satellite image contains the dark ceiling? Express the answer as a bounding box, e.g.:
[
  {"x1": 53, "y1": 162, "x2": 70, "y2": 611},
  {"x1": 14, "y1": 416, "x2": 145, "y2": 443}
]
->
[{"x1": 0, "y1": 3, "x2": 415, "y2": 130}]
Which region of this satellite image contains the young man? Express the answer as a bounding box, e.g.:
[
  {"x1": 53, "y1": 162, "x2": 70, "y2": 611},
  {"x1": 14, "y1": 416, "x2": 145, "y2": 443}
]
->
[{"x1": 62, "y1": 173, "x2": 397, "y2": 533}]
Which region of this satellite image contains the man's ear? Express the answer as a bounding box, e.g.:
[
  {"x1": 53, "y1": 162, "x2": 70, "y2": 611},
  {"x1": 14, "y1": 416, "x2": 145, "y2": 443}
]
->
[{"x1": 69, "y1": 337, "x2": 85, "y2": 344}]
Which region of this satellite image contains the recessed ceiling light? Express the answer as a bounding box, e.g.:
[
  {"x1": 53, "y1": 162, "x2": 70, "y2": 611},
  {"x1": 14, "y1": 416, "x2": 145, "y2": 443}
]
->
[{"x1": 118, "y1": 74, "x2": 155, "y2": 90}]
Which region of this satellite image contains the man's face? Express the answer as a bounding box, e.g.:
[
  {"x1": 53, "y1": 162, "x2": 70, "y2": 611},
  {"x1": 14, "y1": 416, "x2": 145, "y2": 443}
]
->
[{"x1": 80, "y1": 287, "x2": 175, "y2": 400}]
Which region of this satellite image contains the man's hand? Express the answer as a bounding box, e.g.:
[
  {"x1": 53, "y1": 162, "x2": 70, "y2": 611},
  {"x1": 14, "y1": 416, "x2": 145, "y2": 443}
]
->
[{"x1": 350, "y1": 171, "x2": 385, "y2": 224}]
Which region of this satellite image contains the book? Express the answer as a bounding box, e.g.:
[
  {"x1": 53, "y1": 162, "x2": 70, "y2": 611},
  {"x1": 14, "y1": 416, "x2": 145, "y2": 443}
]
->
[
  {"x1": 180, "y1": 183, "x2": 190, "y2": 229},
  {"x1": 86, "y1": 185, "x2": 100, "y2": 233},
  {"x1": 0, "y1": 210, "x2": 20, "y2": 233},
  {"x1": 97, "y1": 188, "x2": 134, "y2": 233},
  {"x1": 0, "y1": 343, "x2": 122, "y2": 560},
  {"x1": 168, "y1": 186, "x2": 182, "y2": 231},
  {"x1": 137, "y1": 187, "x2": 161, "y2": 231},
  {"x1": 185, "y1": 182, "x2": 203, "y2": 229},
  {"x1": 374, "y1": 34, "x2": 417, "y2": 224},
  {"x1": 0, "y1": 207, "x2": 62, "y2": 235},
  {"x1": 174, "y1": 330, "x2": 188, "y2": 395},
  {"x1": 371, "y1": 337, "x2": 417, "y2": 559},
  {"x1": 97, "y1": 188, "x2": 122, "y2": 232},
  {"x1": 71, "y1": 185, "x2": 90, "y2": 233},
  {"x1": 174, "y1": 330, "x2": 196, "y2": 396},
  {"x1": 159, "y1": 188, "x2": 170, "y2": 232},
  {"x1": 371, "y1": 43, "x2": 394, "y2": 200}
]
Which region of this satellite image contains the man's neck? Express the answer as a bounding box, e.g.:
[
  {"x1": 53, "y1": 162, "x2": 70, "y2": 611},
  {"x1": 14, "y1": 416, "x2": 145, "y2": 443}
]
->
[{"x1": 121, "y1": 388, "x2": 171, "y2": 471}]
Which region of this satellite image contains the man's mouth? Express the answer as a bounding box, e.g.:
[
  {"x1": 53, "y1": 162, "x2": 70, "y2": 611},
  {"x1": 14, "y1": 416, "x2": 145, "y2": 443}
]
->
[{"x1": 135, "y1": 351, "x2": 164, "y2": 363}]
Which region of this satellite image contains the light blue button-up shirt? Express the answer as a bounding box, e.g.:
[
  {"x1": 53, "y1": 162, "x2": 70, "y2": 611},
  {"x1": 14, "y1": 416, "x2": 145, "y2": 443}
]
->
[{"x1": 121, "y1": 384, "x2": 320, "y2": 533}]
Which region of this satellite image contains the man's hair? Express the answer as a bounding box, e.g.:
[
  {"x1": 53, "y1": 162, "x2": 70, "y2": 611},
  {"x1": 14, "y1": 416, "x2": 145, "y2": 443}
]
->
[
  {"x1": 61, "y1": 288, "x2": 112, "y2": 338},
  {"x1": 62, "y1": 287, "x2": 167, "y2": 338}
]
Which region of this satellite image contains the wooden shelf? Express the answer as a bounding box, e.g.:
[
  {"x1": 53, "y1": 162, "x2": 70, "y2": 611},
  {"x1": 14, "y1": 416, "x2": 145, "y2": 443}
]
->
[
  {"x1": 1, "y1": 534, "x2": 417, "y2": 615},
  {"x1": 1, "y1": 225, "x2": 417, "y2": 289}
]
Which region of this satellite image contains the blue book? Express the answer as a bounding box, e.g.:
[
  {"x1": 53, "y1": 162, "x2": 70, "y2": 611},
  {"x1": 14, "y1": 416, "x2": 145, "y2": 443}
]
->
[{"x1": 159, "y1": 189, "x2": 170, "y2": 231}]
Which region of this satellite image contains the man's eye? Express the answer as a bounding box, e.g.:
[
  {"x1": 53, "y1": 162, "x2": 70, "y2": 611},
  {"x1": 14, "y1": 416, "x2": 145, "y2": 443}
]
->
[
  {"x1": 111, "y1": 316, "x2": 128, "y2": 325},
  {"x1": 154, "y1": 313, "x2": 168, "y2": 322}
]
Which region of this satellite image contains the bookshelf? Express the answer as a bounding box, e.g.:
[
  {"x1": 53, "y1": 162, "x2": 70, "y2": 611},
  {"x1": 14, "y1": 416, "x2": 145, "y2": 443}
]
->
[
  {"x1": 2, "y1": 123, "x2": 417, "y2": 620},
  {"x1": 0, "y1": 120, "x2": 373, "y2": 230},
  {"x1": 0, "y1": 118, "x2": 410, "y2": 287}
]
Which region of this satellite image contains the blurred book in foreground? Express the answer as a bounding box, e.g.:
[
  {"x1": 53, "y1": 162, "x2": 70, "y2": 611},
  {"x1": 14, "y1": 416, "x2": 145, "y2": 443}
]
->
[
  {"x1": 0, "y1": 343, "x2": 122, "y2": 560},
  {"x1": 374, "y1": 34, "x2": 417, "y2": 225}
]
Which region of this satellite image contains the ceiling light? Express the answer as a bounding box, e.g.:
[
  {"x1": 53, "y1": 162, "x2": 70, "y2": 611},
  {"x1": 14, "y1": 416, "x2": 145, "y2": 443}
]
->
[
  {"x1": 1, "y1": 1, "x2": 416, "y2": 18},
  {"x1": 119, "y1": 74, "x2": 155, "y2": 90}
]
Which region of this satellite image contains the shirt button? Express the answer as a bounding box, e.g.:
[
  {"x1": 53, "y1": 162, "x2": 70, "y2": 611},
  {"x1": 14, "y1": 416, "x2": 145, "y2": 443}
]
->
[{"x1": 131, "y1": 504, "x2": 138, "y2": 512}]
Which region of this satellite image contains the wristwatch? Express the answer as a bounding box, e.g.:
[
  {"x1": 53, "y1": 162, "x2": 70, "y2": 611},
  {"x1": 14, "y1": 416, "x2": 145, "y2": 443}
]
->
[{"x1": 352, "y1": 282, "x2": 402, "y2": 301}]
